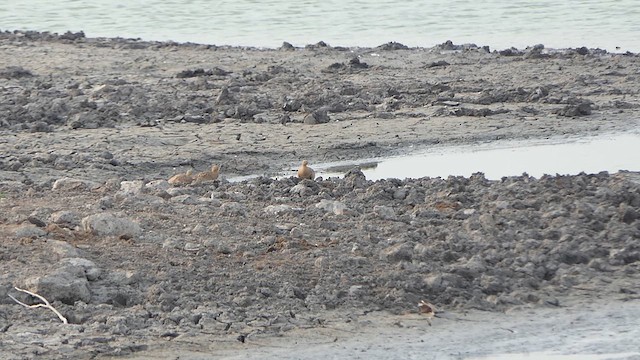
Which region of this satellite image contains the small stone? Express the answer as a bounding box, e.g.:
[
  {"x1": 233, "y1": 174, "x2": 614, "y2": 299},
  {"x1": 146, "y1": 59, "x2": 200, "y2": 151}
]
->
[
  {"x1": 27, "y1": 215, "x2": 47, "y2": 228},
  {"x1": 303, "y1": 113, "x2": 318, "y2": 125},
  {"x1": 280, "y1": 42, "x2": 295, "y2": 51}
]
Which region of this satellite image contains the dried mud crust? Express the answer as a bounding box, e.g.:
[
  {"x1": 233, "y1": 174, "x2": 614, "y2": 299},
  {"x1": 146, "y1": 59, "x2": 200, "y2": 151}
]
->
[
  {"x1": 1, "y1": 170, "x2": 640, "y2": 358},
  {"x1": 1, "y1": 32, "x2": 640, "y2": 358},
  {"x1": 1, "y1": 31, "x2": 640, "y2": 182}
]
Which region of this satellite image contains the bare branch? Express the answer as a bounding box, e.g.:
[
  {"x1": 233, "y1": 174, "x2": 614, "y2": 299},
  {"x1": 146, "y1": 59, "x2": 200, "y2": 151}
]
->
[{"x1": 9, "y1": 287, "x2": 68, "y2": 324}]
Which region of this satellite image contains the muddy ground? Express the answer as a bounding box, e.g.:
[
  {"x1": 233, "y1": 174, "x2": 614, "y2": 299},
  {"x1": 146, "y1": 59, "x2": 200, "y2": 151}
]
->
[{"x1": 1, "y1": 31, "x2": 639, "y2": 359}]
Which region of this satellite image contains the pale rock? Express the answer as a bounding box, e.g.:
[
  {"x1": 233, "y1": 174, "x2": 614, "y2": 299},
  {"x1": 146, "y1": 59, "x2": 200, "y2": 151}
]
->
[
  {"x1": 315, "y1": 199, "x2": 347, "y2": 215},
  {"x1": 264, "y1": 204, "x2": 303, "y2": 215},
  {"x1": 52, "y1": 177, "x2": 100, "y2": 191},
  {"x1": 81, "y1": 213, "x2": 142, "y2": 237},
  {"x1": 184, "y1": 243, "x2": 201, "y2": 251},
  {"x1": 47, "y1": 239, "x2": 81, "y2": 258},
  {"x1": 118, "y1": 180, "x2": 145, "y2": 196}
]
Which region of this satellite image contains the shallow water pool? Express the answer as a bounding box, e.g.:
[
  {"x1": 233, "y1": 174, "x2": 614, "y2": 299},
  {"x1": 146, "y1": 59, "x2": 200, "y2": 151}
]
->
[{"x1": 315, "y1": 132, "x2": 640, "y2": 181}]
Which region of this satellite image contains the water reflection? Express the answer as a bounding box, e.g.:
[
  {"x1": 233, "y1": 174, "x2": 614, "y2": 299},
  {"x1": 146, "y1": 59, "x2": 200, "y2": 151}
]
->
[{"x1": 317, "y1": 132, "x2": 640, "y2": 181}]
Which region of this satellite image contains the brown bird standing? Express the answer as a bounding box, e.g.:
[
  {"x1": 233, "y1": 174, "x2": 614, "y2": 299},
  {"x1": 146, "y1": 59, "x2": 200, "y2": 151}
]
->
[{"x1": 297, "y1": 160, "x2": 315, "y2": 180}]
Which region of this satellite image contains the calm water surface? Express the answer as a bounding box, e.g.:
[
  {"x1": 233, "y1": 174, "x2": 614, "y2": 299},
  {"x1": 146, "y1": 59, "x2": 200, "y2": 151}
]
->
[
  {"x1": 316, "y1": 132, "x2": 640, "y2": 181},
  {"x1": 1, "y1": 0, "x2": 639, "y2": 51}
]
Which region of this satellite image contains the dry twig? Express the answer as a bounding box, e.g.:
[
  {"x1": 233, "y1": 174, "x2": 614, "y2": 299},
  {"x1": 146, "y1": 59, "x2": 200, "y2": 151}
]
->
[{"x1": 8, "y1": 287, "x2": 68, "y2": 324}]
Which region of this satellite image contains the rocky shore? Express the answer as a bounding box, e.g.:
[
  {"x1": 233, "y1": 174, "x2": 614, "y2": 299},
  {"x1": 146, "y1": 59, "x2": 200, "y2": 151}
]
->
[{"x1": 1, "y1": 31, "x2": 639, "y2": 359}]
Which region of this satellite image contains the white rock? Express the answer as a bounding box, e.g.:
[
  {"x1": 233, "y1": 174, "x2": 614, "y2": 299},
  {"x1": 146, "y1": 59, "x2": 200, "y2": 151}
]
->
[
  {"x1": 315, "y1": 199, "x2": 347, "y2": 215},
  {"x1": 81, "y1": 213, "x2": 142, "y2": 237},
  {"x1": 264, "y1": 204, "x2": 303, "y2": 215},
  {"x1": 118, "y1": 180, "x2": 145, "y2": 196},
  {"x1": 52, "y1": 177, "x2": 100, "y2": 191}
]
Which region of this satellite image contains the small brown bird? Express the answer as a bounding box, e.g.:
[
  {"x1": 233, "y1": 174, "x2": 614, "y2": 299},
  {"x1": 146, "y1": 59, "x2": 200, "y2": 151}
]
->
[
  {"x1": 297, "y1": 160, "x2": 315, "y2": 180},
  {"x1": 193, "y1": 164, "x2": 220, "y2": 184},
  {"x1": 168, "y1": 169, "x2": 194, "y2": 186},
  {"x1": 418, "y1": 300, "x2": 436, "y2": 326}
]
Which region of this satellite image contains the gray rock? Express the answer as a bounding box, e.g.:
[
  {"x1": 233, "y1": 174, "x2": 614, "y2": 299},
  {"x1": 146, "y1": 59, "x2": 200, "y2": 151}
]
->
[
  {"x1": 227, "y1": 192, "x2": 248, "y2": 202},
  {"x1": 191, "y1": 224, "x2": 208, "y2": 235},
  {"x1": 380, "y1": 243, "x2": 413, "y2": 262},
  {"x1": 47, "y1": 239, "x2": 81, "y2": 258},
  {"x1": 52, "y1": 177, "x2": 100, "y2": 191},
  {"x1": 60, "y1": 258, "x2": 101, "y2": 281},
  {"x1": 220, "y1": 202, "x2": 246, "y2": 216},
  {"x1": 166, "y1": 187, "x2": 192, "y2": 197},
  {"x1": 170, "y1": 194, "x2": 199, "y2": 204},
  {"x1": 289, "y1": 183, "x2": 307, "y2": 195},
  {"x1": 14, "y1": 224, "x2": 46, "y2": 239},
  {"x1": 373, "y1": 205, "x2": 397, "y2": 220},
  {"x1": 50, "y1": 210, "x2": 81, "y2": 227},
  {"x1": 81, "y1": 213, "x2": 142, "y2": 237},
  {"x1": 22, "y1": 266, "x2": 91, "y2": 304},
  {"x1": 145, "y1": 179, "x2": 171, "y2": 192}
]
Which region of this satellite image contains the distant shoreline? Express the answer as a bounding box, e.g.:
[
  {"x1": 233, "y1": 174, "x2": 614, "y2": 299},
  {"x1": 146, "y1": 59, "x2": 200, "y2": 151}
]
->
[{"x1": 1, "y1": 28, "x2": 637, "y2": 54}]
